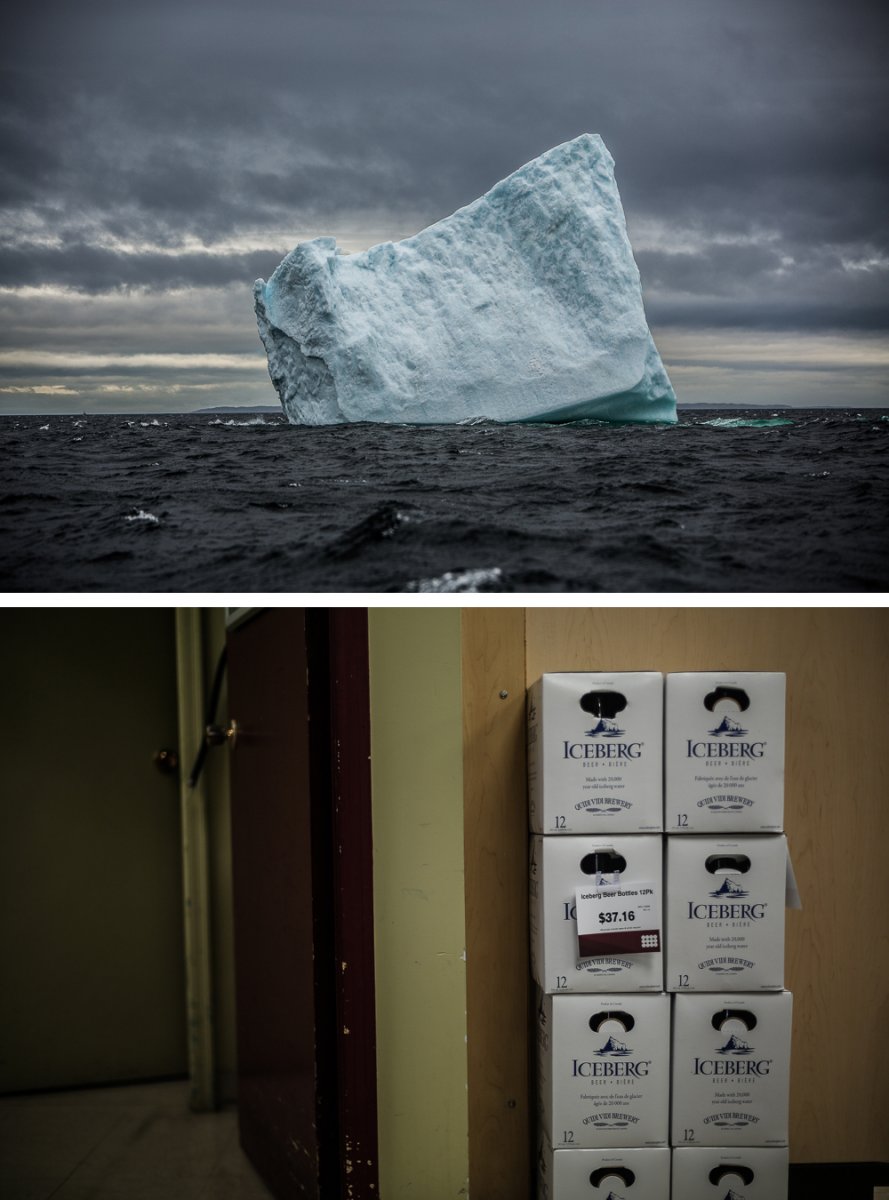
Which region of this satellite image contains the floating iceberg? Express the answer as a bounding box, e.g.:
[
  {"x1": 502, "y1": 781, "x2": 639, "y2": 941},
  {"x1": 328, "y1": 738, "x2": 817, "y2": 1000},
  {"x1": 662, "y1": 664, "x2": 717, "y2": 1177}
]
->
[{"x1": 254, "y1": 133, "x2": 676, "y2": 425}]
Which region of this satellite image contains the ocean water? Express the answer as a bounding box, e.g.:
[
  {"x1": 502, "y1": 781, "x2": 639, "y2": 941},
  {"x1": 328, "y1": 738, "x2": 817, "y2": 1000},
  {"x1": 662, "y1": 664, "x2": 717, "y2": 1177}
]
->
[{"x1": 1, "y1": 408, "x2": 887, "y2": 593}]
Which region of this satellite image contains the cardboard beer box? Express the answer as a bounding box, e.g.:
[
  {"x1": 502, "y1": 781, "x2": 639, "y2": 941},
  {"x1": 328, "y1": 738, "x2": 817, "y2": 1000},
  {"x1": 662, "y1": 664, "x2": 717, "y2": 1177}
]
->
[
  {"x1": 530, "y1": 834, "x2": 664, "y2": 994},
  {"x1": 666, "y1": 835, "x2": 787, "y2": 993},
  {"x1": 671, "y1": 992, "x2": 792, "y2": 1148},
  {"x1": 527, "y1": 673, "x2": 664, "y2": 834},
  {"x1": 665, "y1": 672, "x2": 785, "y2": 833},
  {"x1": 671, "y1": 1147, "x2": 789, "y2": 1200},
  {"x1": 537, "y1": 991, "x2": 670, "y2": 1149},
  {"x1": 537, "y1": 1139, "x2": 670, "y2": 1200}
]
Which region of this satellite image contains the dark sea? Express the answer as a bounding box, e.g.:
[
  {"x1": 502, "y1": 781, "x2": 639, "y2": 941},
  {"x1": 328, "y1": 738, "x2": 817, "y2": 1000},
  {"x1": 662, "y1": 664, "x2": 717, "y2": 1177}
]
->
[{"x1": 1, "y1": 408, "x2": 887, "y2": 593}]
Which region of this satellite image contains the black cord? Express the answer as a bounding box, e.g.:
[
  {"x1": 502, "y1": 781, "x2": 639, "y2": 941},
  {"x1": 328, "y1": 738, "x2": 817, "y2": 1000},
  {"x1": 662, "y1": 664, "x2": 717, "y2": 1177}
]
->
[{"x1": 187, "y1": 646, "x2": 228, "y2": 788}]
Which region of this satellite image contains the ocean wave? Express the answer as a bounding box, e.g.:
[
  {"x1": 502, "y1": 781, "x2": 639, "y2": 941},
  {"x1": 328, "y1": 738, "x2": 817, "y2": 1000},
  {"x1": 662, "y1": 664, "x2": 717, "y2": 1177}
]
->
[
  {"x1": 325, "y1": 502, "x2": 420, "y2": 561},
  {"x1": 208, "y1": 416, "x2": 279, "y2": 426},
  {"x1": 698, "y1": 416, "x2": 794, "y2": 428},
  {"x1": 405, "y1": 566, "x2": 504, "y2": 592}
]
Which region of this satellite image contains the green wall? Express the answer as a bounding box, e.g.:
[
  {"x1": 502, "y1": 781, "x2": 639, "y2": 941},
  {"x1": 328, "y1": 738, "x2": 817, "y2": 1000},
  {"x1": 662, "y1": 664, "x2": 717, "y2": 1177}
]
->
[
  {"x1": 368, "y1": 609, "x2": 469, "y2": 1198},
  {"x1": 0, "y1": 608, "x2": 186, "y2": 1091}
]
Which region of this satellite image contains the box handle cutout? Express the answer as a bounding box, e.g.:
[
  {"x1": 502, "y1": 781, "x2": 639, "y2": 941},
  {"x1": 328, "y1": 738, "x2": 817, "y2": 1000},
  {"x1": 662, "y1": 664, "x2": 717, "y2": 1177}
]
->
[
  {"x1": 708, "y1": 1165, "x2": 755, "y2": 1187},
  {"x1": 590, "y1": 1167, "x2": 636, "y2": 1189},
  {"x1": 703, "y1": 685, "x2": 750, "y2": 713},
  {"x1": 711, "y1": 1008, "x2": 758, "y2": 1034},
  {"x1": 579, "y1": 690, "x2": 627, "y2": 719},
  {"x1": 580, "y1": 851, "x2": 627, "y2": 876},
  {"x1": 589, "y1": 1010, "x2": 636, "y2": 1034},
  {"x1": 705, "y1": 854, "x2": 751, "y2": 875}
]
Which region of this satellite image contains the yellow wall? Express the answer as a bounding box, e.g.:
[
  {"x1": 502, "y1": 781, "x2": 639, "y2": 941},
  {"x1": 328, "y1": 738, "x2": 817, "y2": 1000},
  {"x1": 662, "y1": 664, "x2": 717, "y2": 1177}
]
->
[{"x1": 369, "y1": 609, "x2": 469, "y2": 1199}]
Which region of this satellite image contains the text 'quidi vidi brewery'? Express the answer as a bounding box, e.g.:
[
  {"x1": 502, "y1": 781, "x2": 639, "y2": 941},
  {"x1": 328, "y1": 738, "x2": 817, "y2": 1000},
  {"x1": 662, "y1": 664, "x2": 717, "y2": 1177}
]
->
[{"x1": 528, "y1": 672, "x2": 797, "y2": 1200}]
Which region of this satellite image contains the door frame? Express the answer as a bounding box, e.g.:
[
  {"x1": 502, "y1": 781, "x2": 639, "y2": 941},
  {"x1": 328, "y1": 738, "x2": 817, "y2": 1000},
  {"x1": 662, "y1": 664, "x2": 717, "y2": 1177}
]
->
[
  {"x1": 314, "y1": 609, "x2": 379, "y2": 1193},
  {"x1": 175, "y1": 608, "x2": 216, "y2": 1112}
]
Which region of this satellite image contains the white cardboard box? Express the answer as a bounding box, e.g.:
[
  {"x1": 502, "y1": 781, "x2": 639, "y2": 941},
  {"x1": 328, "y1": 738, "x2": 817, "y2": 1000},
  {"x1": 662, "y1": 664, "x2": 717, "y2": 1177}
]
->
[
  {"x1": 530, "y1": 835, "x2": 664, "y2": 994},
  {"x1": 538, "y1": 1140, "x2": 671, "y2": 1200},
  {"x1": 528, "y1": 673, "x2": 664, "y2": 834},
  {"x1": 665, "y1": 835, "x2": 787, "y2": 993},
  {"x1": 671, "y1": 1147, "x2": 789, "y2": 1200},
  {"x1": 671, "y1": 991, "x2": 792, "y2": 1147},
  {"x1": 537, "y1": 992, "x2": 670, "y2": 1149},
  {"x1": 665, "y1": 672, "x2": 785, "y2": 833}
]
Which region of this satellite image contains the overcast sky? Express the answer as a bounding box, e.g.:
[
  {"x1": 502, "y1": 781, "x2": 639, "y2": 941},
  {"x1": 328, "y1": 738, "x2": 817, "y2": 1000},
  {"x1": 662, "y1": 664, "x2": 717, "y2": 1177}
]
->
[{"x1": 2, "y1": 0, "x2": 887, "y2": 413}]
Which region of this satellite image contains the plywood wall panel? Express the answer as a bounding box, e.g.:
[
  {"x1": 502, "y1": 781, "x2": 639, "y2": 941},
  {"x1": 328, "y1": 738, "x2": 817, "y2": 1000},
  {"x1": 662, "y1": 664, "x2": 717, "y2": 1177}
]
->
[{"x1": 462, "y1": 608, "x2": 531, "y2": 1200}]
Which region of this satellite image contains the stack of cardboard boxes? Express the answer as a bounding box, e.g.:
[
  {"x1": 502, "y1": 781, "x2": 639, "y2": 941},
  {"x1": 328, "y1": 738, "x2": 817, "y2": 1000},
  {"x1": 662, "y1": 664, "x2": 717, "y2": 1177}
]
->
[{"x1": 529, "y1": 672, "x2": 792, "y2": 1200}]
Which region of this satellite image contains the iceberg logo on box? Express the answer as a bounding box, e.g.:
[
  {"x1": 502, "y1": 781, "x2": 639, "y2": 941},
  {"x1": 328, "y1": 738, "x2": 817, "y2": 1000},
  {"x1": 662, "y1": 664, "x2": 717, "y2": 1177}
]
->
[
  {"x1": 573, "y1": 1035, "x2": 651, "y2": 1078},
  {"x1": 596, "y1": 1034, "x2": 633, "y2": 1057},
  {"x1": 694, "y1": 1041, "x2": 772, "y2": 1076},
  {"x1": 562, "y1": 699, "x2": 642, "y2": 763},
  {"x1": 685, "y1": 710, "x2": 765, "y2": 760},
  {"x1": 709, "y1": 876, "x2": 749, "y2": 899},
  {"x1": 585, "y1": 717, "x2": 625, "y2": 737},
  {"x1": 708, "y1": 714, "x2": 748, "y2": 737},
  {"x1": 718, "y1": 1033, "x2": 754, "y2": 1056}
]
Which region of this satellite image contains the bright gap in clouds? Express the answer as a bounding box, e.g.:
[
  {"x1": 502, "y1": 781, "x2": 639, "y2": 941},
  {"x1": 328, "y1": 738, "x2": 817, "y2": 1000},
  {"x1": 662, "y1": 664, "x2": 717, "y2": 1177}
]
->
[
  {"x1": 0, "y1": 318, "x2": 886, "y2": 414},
  {"x1": 0, "y1": 350, "x2": 260, "y2": 371}
]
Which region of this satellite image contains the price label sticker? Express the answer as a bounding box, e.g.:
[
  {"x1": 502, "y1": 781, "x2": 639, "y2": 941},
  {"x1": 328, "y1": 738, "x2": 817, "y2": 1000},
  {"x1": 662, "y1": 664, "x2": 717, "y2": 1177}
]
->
[{"x1": 574, "y1": 878, "x2": 661, "y2": 957}]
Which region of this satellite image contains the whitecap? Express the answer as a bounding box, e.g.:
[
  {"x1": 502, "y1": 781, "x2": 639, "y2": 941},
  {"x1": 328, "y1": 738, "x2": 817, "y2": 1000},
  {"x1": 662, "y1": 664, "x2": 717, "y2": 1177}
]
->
[
  {"x1": 125, "y1": 509, "x2": 160, "y2": 524},
  {"x1": 699, "y1": 416, "x2": 793, "y2": 429},
  {"x1": 208, "y1": 417, "x2": 275, "y2": 426},
  {"x1": 406, "y1": 566, "x2": 503, "y2": 593}
]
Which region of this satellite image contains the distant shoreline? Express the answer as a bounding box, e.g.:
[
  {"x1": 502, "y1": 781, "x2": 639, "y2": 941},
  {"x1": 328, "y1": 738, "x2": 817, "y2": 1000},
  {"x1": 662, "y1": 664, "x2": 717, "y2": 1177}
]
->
[{"x1": 3, "y1": 402, "x2": 887, "y2": 418}]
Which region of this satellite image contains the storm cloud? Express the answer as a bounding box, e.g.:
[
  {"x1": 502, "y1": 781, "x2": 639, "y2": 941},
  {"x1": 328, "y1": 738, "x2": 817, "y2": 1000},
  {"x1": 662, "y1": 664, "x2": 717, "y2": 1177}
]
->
[{"x1": 2, "y1": 0, "x2": 888, "y2": 410}]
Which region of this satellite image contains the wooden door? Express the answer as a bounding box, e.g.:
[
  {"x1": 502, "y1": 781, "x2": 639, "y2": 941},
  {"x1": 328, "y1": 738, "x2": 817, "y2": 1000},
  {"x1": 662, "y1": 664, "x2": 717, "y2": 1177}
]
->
[
  {"x1": 0, "y1": 608, "x2": 186, "y2": 1092},
  {"x1": 226, "y1": 608, "x2": 377, "y2": 1200}
]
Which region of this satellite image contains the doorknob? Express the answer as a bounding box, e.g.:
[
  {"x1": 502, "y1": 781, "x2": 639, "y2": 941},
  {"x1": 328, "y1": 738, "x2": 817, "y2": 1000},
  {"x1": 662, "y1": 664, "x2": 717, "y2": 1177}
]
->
[
  {"x1": 153, "y1": 748, "x2": 179, "y2": 775},
  {"x1": 205, "y1": 719, "x2": 239, "y2": 751},
  {"x1": 188, "y1": 720, "x2": 239, "y2": 788}
]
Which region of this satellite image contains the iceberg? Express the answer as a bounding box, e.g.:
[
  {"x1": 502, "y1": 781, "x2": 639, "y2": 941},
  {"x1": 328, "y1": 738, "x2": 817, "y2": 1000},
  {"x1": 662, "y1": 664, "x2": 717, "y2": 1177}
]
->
[{"x1": 254, "y1": 133, "x2": 676, "y2": 425}]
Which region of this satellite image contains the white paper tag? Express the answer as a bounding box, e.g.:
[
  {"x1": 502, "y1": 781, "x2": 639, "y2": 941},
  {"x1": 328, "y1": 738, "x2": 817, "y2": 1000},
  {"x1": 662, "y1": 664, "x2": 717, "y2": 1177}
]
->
[{"x1": 574, "y1": 878, "x2": 661, "y2": 957}]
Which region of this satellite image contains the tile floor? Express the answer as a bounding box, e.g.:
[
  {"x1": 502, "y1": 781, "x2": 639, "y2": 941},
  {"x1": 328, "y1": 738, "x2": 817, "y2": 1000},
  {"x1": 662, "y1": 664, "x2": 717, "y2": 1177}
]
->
[{"x1": 0, "y1": 1081, "x2": 272, "y2": 1200}]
